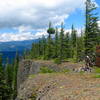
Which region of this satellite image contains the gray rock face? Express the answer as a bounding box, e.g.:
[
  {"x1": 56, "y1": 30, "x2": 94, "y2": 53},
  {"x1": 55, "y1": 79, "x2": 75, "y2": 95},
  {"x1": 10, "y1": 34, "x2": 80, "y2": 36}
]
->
[
  {"x1": 17, "y1": 60, "x2": 39, "y2": 89},
  {"x1": 16, "y1": 60, "x2": 87, "y2": 100},
  {"x1": 17, "y1": 60, "x2": 60, "y2": 89}
]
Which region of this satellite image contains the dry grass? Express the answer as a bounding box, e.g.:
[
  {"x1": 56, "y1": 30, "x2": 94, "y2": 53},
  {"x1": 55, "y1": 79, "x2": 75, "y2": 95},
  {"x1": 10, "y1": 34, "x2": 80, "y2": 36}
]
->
[{"x1": 17, "y1": 73, "x2": 100, "y2": 100}]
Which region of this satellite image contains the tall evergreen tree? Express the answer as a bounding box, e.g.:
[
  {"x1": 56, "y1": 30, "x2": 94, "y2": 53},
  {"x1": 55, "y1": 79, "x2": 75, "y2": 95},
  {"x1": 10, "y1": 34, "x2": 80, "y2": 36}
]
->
[
  {"x1": 84, "y1": 0, "x2": 100, "y2": 56},
  {"x1": 59, "y1": 23, "x2": 65, "y2": 60},
  {"x1": 31, "y1": 43, "x2": 37, "y2": 58},
  {"x1": 5, "y1": 58, "x2": 13, "y2": 99},
  {"x1": 70, "y1": 25, "x2": 77, "y2": 58},
  {"x1": 64, "y1": 32, "x2": 71, "y2": 59},
  {"x1": 38, "y1": 38, "x2": 42, "y2": 57},
  {"x1": 54, "y1": 27, "x2": 59, "y2": 58},
  {"x1": 41, "y1": 35, "x2": 47, "y2": 59},
  {"x1": 76, "y1": 30, "x2": 85, "y2": 61},
  {"x1": 5, "y1": 58, "x2": 13, "y2": 87},
  {"x1": 0, "y1": 55, "x2": 10, "y2": 100},
  {"x1": 46, "y1": 22, "x2": 55, "y2": 59},
  {"x1": 12, "y1": 52, "x2": 19, "y2": 99}
]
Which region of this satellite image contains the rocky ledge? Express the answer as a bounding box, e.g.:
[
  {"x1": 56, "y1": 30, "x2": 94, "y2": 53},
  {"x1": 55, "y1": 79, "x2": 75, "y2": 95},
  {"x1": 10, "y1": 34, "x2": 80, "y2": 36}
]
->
[{"x1": 16, "y1": 60, "x2": 100, "y2": 100}]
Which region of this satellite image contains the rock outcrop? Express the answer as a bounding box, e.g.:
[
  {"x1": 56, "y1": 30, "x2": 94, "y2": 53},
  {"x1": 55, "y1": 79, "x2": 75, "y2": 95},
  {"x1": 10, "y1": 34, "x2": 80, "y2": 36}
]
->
[
  {"x1": 17, "y1": 60, "x2": 61, "y2": 89},
  {"x1": 16, "y1": 60, "x2": 99, "y2": 100},
  {"x1": 17, "y1": 60, "x2": 84, "y2": 89}
]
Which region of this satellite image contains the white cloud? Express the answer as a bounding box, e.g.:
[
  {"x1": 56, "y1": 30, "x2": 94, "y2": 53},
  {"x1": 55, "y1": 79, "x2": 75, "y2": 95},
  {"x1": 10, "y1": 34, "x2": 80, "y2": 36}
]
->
[
  {"x1": 0, "y1": 0, "x2": 86, "y2": 30},
  {"x1": 0, "y1": 31, "x2": 48, "y2": 42},
  {"x1": 0, "y1": 0, "x2": 98, "y2": 42},
  {"x1": 98, "y1": 21, "x2": 100, "y2": 27},
  {"x1": 0, "y1": 27, "x2": 83, "y2": 42}
]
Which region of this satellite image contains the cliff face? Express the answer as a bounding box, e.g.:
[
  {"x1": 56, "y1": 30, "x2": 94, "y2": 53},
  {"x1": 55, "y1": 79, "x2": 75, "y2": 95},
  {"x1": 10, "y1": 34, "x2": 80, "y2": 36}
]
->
[
  {"x1": 17, "y1": 60, "x2": 61, "y2": 89},
  {"x1": 17, "y1": 60, "x2": 84, "y2": 89},
  {"x1": 17, "y1": 60, "x2": 39, "y2": 89}
]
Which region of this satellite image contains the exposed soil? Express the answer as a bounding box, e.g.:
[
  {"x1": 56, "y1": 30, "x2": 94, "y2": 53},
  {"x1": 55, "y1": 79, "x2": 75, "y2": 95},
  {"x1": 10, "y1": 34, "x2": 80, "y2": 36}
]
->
[
  {"x1": 16, "y1": 60, "x2": 100, "y2": 100},
  {"x1": 17, "y1": 60, "x2": 85, "y2": 88},
  {"x1": 17, "y1": 73, "x2": 100, "y2": 100},
  {"x1": 34, "y1": 60, "x2": 85, "y2": 69}
]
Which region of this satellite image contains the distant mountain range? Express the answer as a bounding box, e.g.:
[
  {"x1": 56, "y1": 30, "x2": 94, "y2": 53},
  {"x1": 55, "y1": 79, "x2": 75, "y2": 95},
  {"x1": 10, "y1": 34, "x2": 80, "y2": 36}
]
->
[
  {"x1": 0, "y1": 39, "x2": 39, "y2": 51},
  {"x1": 0, "y1": 51, "x2": 23, "y2": 64},
  {"x1": 0, "y1": 39, "x2": 39, "y2": 64}
]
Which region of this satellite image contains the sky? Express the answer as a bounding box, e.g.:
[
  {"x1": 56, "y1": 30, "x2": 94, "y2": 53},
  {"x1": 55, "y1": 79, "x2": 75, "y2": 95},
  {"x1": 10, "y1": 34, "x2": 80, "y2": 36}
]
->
[{"x1": 0, "y1": 0, "x2": 100, "y2": 42}]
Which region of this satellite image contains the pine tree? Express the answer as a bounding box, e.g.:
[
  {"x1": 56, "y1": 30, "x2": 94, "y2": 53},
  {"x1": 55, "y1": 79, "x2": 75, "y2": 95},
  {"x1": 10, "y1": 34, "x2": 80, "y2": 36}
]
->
[
  {"x1": 0, "y1": 54, "x2": 4, "y2": 99},
  {"x1": 31, "y1": 43, "x2": 37, "y2": 58},
  {"x1": 54, "y1": 27, "x2": 59, "y2": 58},
  {"x1": 5, "y1": 58, "x2": 13, "y2": 99},
  {"x1": 5, "y1": 58, "x2": 13, "y2": 87},
  {"x1": 64, "y1": 32, "x2": 71, "y2": 59},
  {"x1": 0, "y1": 55, "x2": 10, "y2": 100},
  {"x1": 59, "y1": 23, "x2": 65, "y2": 61},
  {"x1": 70, "y1": 25, "x2": 77, "y2": 58},
  {"x1": 12, "y1": 52, "x2": 19, "y2": 99},
  {"x1": 41, "y1": 35, "x2": 47, "y2": 59},
  {"x1": 38, "y1": 38, "x2": 42, "y2": 57},
  {"x1": 46, "y1": 22, "x2": 55, "y2": 59},
  {"x1": 84, "y1": 0, "x2": 100, "y2": 56},
  {"x1": 76, "y1": 30, "x2": 85, "y2": 62}
]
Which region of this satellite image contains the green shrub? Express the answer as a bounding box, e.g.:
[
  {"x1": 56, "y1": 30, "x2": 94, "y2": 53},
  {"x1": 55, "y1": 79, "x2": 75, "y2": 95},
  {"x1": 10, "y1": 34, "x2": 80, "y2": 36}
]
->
[
  {"x1": 66, "y1": 58, "x2": 76, "y2": 63},
  {"x1": 94, "y1": 67, "x2": 100, "y2": 73},
  {"x1": 29, "y1": 74, "x2": 35, "y2": 78},
  {"x1": 54, "y1": 58, "x2": 61, "y2": 64},
  {"x1": 79, "y1": 71, "x2": 85, "y2": 74},
  {"x1": 94, "y1": 74, "x2": 100, "y2": 78},
  {"x1": 40, "y1": 66, "x2": 55, "y2": 73},
  {"x1": 61, "y1": 69, "x2": 70, "y2": 73}
]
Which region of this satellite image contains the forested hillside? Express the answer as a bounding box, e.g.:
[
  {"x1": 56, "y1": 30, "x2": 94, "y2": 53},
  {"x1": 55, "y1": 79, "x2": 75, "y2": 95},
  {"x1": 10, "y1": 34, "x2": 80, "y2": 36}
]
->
[{"x1": 29, "y1": 0, "x2": 100, "y2": 63}]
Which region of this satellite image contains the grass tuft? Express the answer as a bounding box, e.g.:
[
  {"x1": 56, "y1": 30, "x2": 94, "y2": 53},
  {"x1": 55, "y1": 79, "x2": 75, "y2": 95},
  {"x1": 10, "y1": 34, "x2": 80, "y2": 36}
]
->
[
  {"x1": 54, "y1": 58, "x2": 61, "y2": 64},
  {"x1": 61, "y1": 69, "x2": 70, "y2": 73},
  {"x1": 94, "y1": 67, "x2": 100, "y2": 73},
  {"x1": 40, "y1": 66, "x2": 55, "y2": 73},
  {"x1": 94, "y1": 74, "x2": 100, "y2": 78}
]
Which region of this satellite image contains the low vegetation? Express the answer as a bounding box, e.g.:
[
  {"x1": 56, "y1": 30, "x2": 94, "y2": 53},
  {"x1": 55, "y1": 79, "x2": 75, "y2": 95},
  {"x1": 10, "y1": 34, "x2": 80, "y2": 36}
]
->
[
  {"x1": 61, "y1": 69, "x2": 70, "y2": 73},
  {"x1": 39, "y1": 66, "x2": 55, "y2": 73},
  {"x1": 94, "y1": 74, "x2": 100, "y2": 78},
  {"x1": 94, "y1": 67, "x2": 100, "y2": 73},
  {"x1": 53, "y1": 58, "x2": 61, "y2": 64}
]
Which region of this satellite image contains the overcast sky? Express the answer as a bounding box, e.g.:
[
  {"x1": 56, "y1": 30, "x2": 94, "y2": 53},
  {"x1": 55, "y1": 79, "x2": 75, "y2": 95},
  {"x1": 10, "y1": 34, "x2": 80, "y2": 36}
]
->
[{"x1": 0, "y1": 0, "x2": 100, "y2": 42}]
